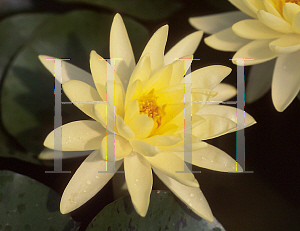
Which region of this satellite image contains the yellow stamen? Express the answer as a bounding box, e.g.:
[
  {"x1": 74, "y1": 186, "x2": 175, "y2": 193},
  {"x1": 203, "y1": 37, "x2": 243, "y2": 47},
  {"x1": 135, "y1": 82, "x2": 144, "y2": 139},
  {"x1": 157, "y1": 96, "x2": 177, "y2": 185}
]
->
[{"x1": 138, "y1": 89, "x2": 165, "y2": 127}]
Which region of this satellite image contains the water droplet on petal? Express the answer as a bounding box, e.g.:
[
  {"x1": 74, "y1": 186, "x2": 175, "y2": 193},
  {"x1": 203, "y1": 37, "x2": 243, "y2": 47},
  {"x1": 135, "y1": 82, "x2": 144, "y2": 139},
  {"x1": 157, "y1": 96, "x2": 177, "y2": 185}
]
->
[
  {"x1": 83, "y1": 190, "x2": 87, "y2": 193},
  {"x1": 135, "y1": 179, "x2": 139, "y2": 182},
  {"x1": 95, "y1": 175, "x2": 99, "y2": 179},
  {"x1": 86, "y1": 180, "x2": 91, "y2": 185},
  {"x1": 190, "y1": 193, "x2": 195, "y2": 198}
]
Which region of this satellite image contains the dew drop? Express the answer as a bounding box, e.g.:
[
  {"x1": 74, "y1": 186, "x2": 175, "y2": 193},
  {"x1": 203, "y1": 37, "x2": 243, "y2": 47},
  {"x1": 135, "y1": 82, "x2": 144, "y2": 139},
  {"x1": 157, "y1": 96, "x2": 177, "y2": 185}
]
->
[
  {"x1": 95, "y1": 175, "x2": 99, "y2": 179},
  {"x1": 83, "y1": 190, "x2": 87, "y2": 193},
  {"x1": 189, "y1": 193, "x2": 195, "y2": 198},
  {"x1": 86, "y1": 180, "x2": 91, "y2": 185},
  {"x1": 70, "y1": 200, "x2": 74, "y2": 204},
  {"x1": 135, "y1": 179, "x2": 139, "y2": 182}
]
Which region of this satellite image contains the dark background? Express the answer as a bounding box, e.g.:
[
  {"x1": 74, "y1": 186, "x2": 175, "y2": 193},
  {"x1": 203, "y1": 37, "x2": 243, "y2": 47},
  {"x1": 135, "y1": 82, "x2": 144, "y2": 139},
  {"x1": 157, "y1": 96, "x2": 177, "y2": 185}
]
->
[{"x1": 1, "y1": 0, "x2": 300, "y2": 230}]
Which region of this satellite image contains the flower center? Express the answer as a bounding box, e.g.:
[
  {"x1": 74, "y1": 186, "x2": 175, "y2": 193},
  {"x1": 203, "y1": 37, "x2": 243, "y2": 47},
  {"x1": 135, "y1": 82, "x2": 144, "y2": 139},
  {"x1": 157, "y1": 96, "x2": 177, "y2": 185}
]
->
[
  {"x1": 272, "y1": 0, "x2": 300, "y2": 15},
  {"x1": 138, "y1": 90, "x2": 164, "y2": 127}
]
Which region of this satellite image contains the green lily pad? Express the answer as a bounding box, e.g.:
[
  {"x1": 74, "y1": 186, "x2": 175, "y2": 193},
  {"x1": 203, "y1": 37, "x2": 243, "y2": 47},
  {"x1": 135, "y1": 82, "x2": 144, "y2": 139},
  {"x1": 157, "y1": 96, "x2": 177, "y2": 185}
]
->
[
  {"x1": 86, "y1": 190, "x2": 225, "y2": 231},
  {"x1": 1, "y1": 11, "x2": 148, "y2": 157},
  {"x1": 0, "y1": 170, "x2": 80, "y2": 230},
  {"x1": 57, "y1": 0, "x2": 182, "y2": 21}
]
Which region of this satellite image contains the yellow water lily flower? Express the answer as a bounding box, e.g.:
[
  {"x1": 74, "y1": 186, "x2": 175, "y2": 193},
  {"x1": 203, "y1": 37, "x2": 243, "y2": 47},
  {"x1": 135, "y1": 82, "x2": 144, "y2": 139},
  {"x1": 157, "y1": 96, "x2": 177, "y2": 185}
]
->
[
  {"x1": 190, "y1": 0, "x2": 300, "y2": 112},
  {"x1": 40, "y1": 14, "x2": 256, "y2": 222}
]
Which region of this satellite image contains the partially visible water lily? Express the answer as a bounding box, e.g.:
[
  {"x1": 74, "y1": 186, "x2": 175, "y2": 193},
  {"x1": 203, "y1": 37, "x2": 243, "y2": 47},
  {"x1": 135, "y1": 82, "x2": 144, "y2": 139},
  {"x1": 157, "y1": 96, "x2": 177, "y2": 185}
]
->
[
  {"x1": 190, "y1": 0, "x2": 300, "y2": 111},
  {"x1": 39, "y1": 14, "x2": 256, "y2": 222}
]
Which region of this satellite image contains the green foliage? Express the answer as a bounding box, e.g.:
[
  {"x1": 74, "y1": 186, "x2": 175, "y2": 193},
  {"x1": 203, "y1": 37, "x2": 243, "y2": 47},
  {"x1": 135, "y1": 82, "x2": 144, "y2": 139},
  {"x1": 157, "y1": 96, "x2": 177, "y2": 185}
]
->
[
  {"x1": 86, "y1": 190, "x2": 225, "y2": 231},
  {"x1": 0, "y1": 170, "x2": 80, "y2": 230}
]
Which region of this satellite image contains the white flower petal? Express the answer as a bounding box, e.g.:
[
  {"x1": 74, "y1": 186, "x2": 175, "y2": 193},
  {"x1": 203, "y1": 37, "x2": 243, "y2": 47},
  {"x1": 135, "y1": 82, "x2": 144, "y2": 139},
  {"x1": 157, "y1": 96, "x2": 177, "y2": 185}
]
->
[
  {"x1": 205, "y1": 28, "x2": 251, "y2": 52},
  {"x1": 192, "y1": 115, "x2": 237, "y2": 140},
  {"x1": 116, "y1": 116, "x2": 135, "y2": 140},
  {"x1": 189, "y1": 11, "x2": 251, "y2": 34},
  {"x1": 60, "y1": 150, "x2": 122, "y2": 214},
  {"x1": 110, "y1": 14, "x2": 135, "y2": 90},
  {"x1": 232, "y1": 19, "x2": 284, "y2": 39},
  {"x1": 246, "y1": 59, "x2": 275, "y2": 103},
  {"x1": 269, "y1": 34, "x2": 300, "y2": 53},
  {"x1": 262, "y1": 0, "x2": 282, "y2": 18},
  {"x1": 44, "y1": 120, "x2": 106, "y2": 151},
  {"x1": 129, "y1": 140, "x2": 160, "y2": 157},
  {"x1": 233, "y1": 39, "x2": 278, "y2": 65},
  {"x1": 229, "y1": 0, "x2": 258, "y2": 18},
  {"x1": 100, "y1": 134, "x2": 133, "y2": 160},
  {"x1": 272, "y1": 50, "x2": 300, "y2": 111},
  {"x1": 197, "y1": 105, "x2": 256, "y2": 130},
  {"x1": 164, "y1": 31, "x2": 203, "y2": 65},
  {"x1": 153, "y1": 167, "x2": 214, "y2": 222},
  {"x1": 283, "y1": 3, "x2": 300, "y2": 24},
  {"x1": 209, "y1": 83, "x2": 237, "y2": 102},
  {"x1": 62, "y1": 80, "x2": 102, "y2": 120},
  {"x1": 257, "y1": 10, "x2": 294, "y2": 33},
  {"x1": 243, "y1": 0, "x2": 266, "y2": 15},
  {"x1": 190, "y1": 65, "x2": 232, "y2": 89},
  {"x1": 174, "y1": 144, "x2": 243, "y2": 172},
  {"x1": 292, "y1": 11, "x2": 300, "y2": 34},
  {"x1": 143, "y1": 135, "x2": 181, "y2": 147},
  {"x1": 145, "y1": 151, "x2": 199, "y2": 188},
  {"x1": 124, "y1": 152, "x2": 152, "y2": 217},
  {"x1": 38, "y1": 148, "x2": 90, "y2": 160},
  {"x1": 128, "y1": 114, "x2": 154, "y2": 140},
  {"x1": 140, "y1": 25, "x2": 168, "y2": 75},
  {"x1": 38, "y1": 55, "x2": 95, "y2": 87}
]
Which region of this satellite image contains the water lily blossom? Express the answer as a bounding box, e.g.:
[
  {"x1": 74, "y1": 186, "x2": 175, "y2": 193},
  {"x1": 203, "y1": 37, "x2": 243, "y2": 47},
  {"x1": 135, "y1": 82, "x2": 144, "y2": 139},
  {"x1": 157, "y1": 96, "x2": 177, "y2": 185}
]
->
[
  {"x1": 190, "y1": 0, "x2": 300, "y2": 111},
  {"x1": 40, "y1": 14, "x2": 256, "y2": 222}
]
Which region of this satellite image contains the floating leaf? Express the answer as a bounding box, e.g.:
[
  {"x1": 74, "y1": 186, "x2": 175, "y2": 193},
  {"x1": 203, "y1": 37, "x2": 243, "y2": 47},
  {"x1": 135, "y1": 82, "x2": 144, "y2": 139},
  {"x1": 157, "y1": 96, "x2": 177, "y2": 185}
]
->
[
  {"x1": 86, "y1": 190, "x2": 225, "y2": 231},
  {"x1": 0, "y1": 170, "x2": 80, "y2": 230},
  {"x1": 57, "y1": 0, "x2": 182, "y2": 21},
  {"x1": 1, "y1": 11, "x2": 148, "y2": 156}
]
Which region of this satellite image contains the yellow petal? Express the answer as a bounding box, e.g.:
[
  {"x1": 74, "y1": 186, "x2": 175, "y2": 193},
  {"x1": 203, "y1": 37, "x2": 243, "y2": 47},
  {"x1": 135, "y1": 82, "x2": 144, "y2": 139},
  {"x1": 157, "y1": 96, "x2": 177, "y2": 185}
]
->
[
  {"x1": 190, "y1": 65, "x2": 232, "y2": 89},
  {"x1": 62, "y1": 80, "x2": 103, "y2": 121},
  {"x1": 124, "y1": 79, "x2": 143, "y2": 110},
  {"x1": 263, "y1": 0, "x2": 282, "y2": 18},
  {"x1": 164, "y1": 31, "x2": 203, "y2": 65},
  {"x1": 140, "y1": 25, "x2": 168, "y2": 75},
  {"x1": 38, "y1": 55, "x2": 95, "y2": 87},
  {"x1": 233, "y1": 39, "x2": 278, "y2": 65},
  {"x1": 93, "y1": 103, "x2": 108, "y2": 131},
  {"x1": 257, "y1": 10, "x2": 293, "y2": 33},
  {"x1": 100, "y1": 134, "x2": 133, "y2": 160},
  {"x1": 116, "y1": 115, "x2": 135, "y2": 140},
  {"x1": 169, "y1": 55, "x2": 192, "y2": 86},
  {"x1": 269, "y1": 34, "x2": 300, "y2": 53},
  {"x1": 145, "y1": 151, "x2": 199, "y2": 188},
  {"x1": 272, "y1": 50, "x2": 300, "y2": 111},
  {"x1": 189, "y1": 11, "x2": 251, "y2": 34},
  {"x1": 209, "y1": 83, "x2": 237, "y2": 102},
  {"x1": 142, "y1": 64, "x2": 172, "y2": 94},
  {"x1": 90, "y1": 50, "x2": 124, "y2": 101},
  {"x1": 60, "y1": 150, "x2": 122, "y2": 214},
  {"x1": 192, "y1": 115, "x2": 237, "y2": 140},
  {"x1": 128, "y1": 114, "x2": 154, "y2": 140},
  {"x1": 124, "y1": 99, "x2": 140, "y2": 125},
  {"x1": 110, "y1": 14, "x2": 135, "y2": 89},
  {"x1": 197, "y1": 105, "x2": 256, "y2": 130},
  {"x1": 153, "y1": 167, "x2": 214, "y2": 222},
  {"x1": 205, "y1": 28, "x2": 251, "y2": 52},
  {"x1": 232, "y1": 19, "x2": 284, "y2": 39},
  {"x1": 244, "y1": 0, "x2": 267, "y2": 15},
  {"x1": 124, "y1": 152, "x2": 152, "y2": 217},
  {"x1": 127, "y1": 54, "x2": 151, "y2": 89},
  {"x1": 174, "y1": 144, "x2": 243, "y2": 172},
  {"x1": 229, "y1": 0, "x2": 258, "y2": 18},
  {"x1": 129, "y1": 140, "x2": 160, "y2": 156},
  {"x1": 283, "y1": 3, "x2": 300, "y2": 24},
  {"x1": 44, "y1": 120, "x2": 106, "y2": 151},
  {"x1": 143, "y1": 135, "x2": 181, "y2": 147},
  {"x1": 293, "y1": 11, "x2": 300, "y2": 34}
]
